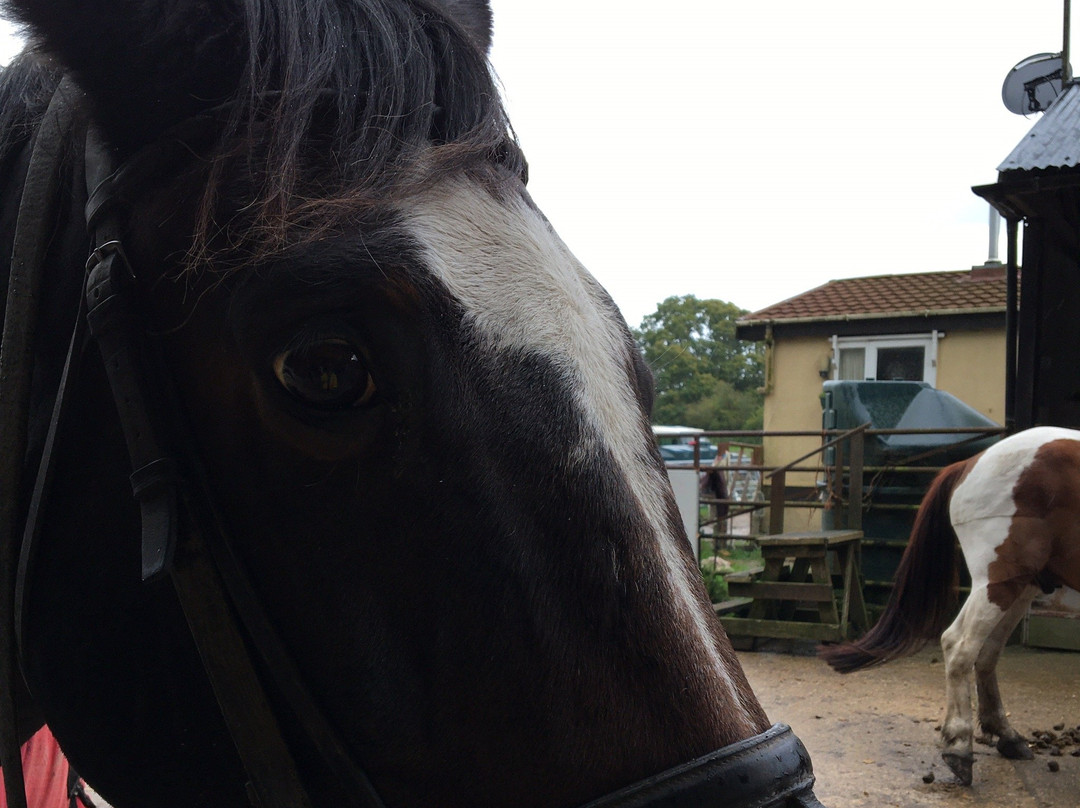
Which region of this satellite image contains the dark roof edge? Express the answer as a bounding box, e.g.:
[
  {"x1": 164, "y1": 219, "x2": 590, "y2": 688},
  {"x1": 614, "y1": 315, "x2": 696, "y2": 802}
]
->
[{"x1": 974, "y1": 171, "x2": 1080, "y2": 220}]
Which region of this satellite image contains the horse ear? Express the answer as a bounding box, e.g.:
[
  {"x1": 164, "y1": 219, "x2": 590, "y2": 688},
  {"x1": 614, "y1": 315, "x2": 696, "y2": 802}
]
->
[
  {"x1": 434, "y1": 0, "x2": 493, "y2": 53},
  {"x1": 4, "y1": 0, "x2": 246, "y2": 153}
]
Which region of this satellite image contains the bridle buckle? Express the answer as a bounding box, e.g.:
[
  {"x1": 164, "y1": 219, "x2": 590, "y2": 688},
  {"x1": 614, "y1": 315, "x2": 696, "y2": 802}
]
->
[{"x1": 85, "y1": 238, "x2": 135, "y2": 281}]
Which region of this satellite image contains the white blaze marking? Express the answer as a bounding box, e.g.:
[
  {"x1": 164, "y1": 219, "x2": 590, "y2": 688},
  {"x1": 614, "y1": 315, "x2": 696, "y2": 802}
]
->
[
  {"x1": 401, "y1": 177, "x2": 750, "y2": 719},
  {"x1": 951, "y1": 426, "x2": 1080, "y2": 586}
]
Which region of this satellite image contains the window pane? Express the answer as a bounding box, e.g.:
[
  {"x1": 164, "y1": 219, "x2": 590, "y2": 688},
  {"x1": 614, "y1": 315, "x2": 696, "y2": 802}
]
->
[
  {"x1": 838, "y1": 348, "x2": 865, "y2": 380},
  {"x1": 876, "y1": 347, "x2": 924, "y2": 381}
]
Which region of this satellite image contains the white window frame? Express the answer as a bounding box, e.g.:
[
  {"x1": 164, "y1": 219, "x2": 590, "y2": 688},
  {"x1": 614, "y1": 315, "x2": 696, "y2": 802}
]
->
[{"x1": 830, "y1": 331, "x2": 941, "y2": 386}]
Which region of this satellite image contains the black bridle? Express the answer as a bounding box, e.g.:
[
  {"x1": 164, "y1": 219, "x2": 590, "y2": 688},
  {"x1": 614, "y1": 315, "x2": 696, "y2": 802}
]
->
[{"x1": 0, "y1": 79, "x2": 826, "y2": 808}]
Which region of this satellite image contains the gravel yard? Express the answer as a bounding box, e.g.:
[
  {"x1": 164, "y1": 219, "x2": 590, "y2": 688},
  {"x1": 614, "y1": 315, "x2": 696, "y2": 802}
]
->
[{"x1": 737, "y1": 643, "x2": 1080, "y2": 808}]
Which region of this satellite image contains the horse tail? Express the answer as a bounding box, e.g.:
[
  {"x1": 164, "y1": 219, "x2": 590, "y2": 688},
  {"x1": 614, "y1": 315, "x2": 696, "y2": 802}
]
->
[{"x1": 820, "y1": 458, "x2": 971, "y2": 674}]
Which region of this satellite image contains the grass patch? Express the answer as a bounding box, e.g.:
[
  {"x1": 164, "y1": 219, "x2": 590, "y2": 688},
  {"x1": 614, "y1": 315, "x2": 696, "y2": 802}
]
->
[
  {"x1": 699, "y1": 539, "x2": 763, "y2": 603},
  {"x1": 700, "y1": 568, "x2": 729, "y2": 602}
]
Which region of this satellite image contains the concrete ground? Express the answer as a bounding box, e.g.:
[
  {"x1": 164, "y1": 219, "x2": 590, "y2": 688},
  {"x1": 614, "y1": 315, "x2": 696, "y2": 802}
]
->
[{"x1": 737, "y1": 644, "x2": 1080, "y2": 808}]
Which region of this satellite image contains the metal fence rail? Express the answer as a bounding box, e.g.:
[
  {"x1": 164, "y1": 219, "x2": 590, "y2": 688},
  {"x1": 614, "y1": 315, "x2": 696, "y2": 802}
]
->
[{"x1": 662, "y1": 425, "x2": 1005, "y2": 548}]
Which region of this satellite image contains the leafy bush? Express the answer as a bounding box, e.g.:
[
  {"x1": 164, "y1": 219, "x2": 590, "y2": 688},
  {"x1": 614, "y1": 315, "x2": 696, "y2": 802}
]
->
[{"x1": 700, "y1": 567, "x2": 729, "y2": 602}]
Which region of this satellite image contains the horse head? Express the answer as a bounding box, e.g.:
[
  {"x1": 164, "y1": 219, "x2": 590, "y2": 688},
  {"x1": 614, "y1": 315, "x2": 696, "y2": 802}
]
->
[{"x1": 0, "y1": 2, "x2": 817, "y2": 806}]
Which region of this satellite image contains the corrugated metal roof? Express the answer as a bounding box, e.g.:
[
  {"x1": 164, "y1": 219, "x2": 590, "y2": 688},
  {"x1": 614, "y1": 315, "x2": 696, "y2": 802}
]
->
[
  {"x1": 998, "y1": 82, "x2": 1080, "y2": 173},
  {"x1": 738, "y1": 267, "x2": 1008, "y2": 325}
]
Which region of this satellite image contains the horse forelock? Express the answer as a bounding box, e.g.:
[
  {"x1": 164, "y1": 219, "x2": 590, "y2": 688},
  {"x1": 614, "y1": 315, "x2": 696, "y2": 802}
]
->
[{"x1": 183, "y1": 0, "x2": 522, "y2": 267}]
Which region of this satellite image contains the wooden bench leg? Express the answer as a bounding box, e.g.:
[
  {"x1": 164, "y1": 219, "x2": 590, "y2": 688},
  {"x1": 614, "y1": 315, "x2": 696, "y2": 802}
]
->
[
  {"x1": 747, "y1": 555, "x2": 785, "y2": 620},
  {"x1": 810, "y1": 554, "x2": 839, "y2": 627},
  {"x1": 838, "y1": 543, "x2": 870, "y2": 638}
]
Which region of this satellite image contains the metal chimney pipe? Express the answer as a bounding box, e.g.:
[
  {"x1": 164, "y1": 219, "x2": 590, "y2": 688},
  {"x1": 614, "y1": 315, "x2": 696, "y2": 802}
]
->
[
  {"x1": 1065, "y1": 0, "x2": 1073, "y2": 83},
  {"x1": 988, "y1": 205, "x2": 1001, "y2": 264}
]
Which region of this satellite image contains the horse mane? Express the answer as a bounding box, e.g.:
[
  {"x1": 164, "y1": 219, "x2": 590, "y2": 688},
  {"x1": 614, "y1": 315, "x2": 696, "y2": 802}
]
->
[
  {"x1": 2, "y1": 0, "x2": 525, "y2": 266},
  {"x1": 0, "y1": 54, "x2": 63, "y2": 166},
  {"x1": 820, "y1": 458, "x2": 972, "y2": 673}
]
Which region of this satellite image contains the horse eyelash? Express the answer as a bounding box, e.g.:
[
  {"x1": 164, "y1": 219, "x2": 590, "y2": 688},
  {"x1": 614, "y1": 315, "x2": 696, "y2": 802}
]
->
[{"x1": 278, "y1": 323, "x2": 357, "y2": 356}]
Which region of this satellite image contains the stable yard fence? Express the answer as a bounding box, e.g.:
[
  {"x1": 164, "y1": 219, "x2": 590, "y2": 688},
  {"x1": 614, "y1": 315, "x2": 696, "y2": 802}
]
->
[{"x1": 664, "y1": 426, "x2": 1004, "y2": 601}]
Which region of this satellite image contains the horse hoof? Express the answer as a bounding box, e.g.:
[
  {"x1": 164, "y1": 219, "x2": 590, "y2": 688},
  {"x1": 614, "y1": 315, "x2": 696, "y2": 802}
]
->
[
  {"x1": 997, "y1": 736, "x2": 1034, "y2": 760},
  {"x1": 942, "y1": 752, "x2": 973, "y2": 786}
]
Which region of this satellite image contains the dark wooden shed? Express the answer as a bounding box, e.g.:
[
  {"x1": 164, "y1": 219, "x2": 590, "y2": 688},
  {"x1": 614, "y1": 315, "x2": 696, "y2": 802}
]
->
[{"x1": 974, "y1": 82, "x2": 1080, "y2": 430}]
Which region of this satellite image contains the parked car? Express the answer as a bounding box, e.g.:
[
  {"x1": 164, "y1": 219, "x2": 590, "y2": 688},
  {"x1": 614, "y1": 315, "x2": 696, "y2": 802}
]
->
[
  {"x1": 658, "y1": 444, "x2": 697, "y2": 464},
  {"x1": 652, "y1": 425, "x2": 718, "y2": 466}
]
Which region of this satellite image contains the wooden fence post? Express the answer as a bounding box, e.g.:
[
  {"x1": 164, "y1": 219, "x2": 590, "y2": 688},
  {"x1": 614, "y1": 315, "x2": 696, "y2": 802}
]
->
[
  {"x1": 847, "y1": 430, "x2": 864, "y2": 531},
  {"x1": 769, "y1": 469, "x2": 786, "y2": 535}
]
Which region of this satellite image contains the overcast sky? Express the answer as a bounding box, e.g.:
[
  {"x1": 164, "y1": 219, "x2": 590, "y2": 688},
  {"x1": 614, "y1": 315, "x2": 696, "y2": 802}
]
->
[
  {"x1": 0, "y1": 2, "x2": 1071, "y2": 326},
  {"x1": 487, "y1": 0, "x2": 1069, "y2": 325}
]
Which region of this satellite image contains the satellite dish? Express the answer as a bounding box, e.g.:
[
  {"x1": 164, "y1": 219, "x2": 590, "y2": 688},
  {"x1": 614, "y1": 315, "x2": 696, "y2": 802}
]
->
[{"x1": 1002, "y1": 52, "x2": 1069, "y2": 114}]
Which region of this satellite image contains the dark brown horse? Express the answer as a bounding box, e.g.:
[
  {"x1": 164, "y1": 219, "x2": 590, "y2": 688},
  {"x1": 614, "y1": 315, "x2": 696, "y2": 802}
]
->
[
  {"x1": 822, "y1": 426, "x2": 1080, "y2": 786},
  {"x1": 0, "y1": 2, "x2": 824, "y2": 806}
]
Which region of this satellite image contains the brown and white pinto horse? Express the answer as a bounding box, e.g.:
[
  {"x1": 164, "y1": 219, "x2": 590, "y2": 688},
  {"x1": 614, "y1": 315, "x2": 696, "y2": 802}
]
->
[
  {"x1": 822, "y1": 426, "x2": 1080, "y2": 785},
  {"x1": 0, "y1": 1, "x2": 823, "y2": 807}
]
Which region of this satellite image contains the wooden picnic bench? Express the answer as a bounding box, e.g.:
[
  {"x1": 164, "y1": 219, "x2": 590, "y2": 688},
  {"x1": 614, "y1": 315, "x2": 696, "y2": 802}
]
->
[{"x1": 719, "y1": 529, "x2": 870, "y2": 643}]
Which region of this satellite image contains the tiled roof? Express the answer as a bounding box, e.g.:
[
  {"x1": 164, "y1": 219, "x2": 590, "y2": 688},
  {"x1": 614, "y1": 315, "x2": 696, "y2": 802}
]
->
[{"x1": 738, "y1": 267, "x2": 1008, "y2": 325}]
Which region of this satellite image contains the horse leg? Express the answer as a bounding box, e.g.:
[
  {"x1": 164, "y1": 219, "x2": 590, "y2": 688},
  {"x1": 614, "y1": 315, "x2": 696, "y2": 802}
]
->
[
  {"x1": 939, "y1": 587, "x2": 1004, "y2": 785},
  {"x1": 975, "y1": 586, "x2": 1037, "y2": 760}
]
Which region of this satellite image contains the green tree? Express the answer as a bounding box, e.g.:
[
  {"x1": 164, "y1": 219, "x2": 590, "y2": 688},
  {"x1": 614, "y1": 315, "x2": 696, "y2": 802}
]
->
[{"x1": 634, "y1": 295, "x2": 764, "y2": 431}]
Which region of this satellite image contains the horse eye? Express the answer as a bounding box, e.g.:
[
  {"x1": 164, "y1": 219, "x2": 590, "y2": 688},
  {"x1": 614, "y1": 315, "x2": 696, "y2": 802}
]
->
[{"x1": 273, "y1": 339, "x2": 376, "y2": 409}]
